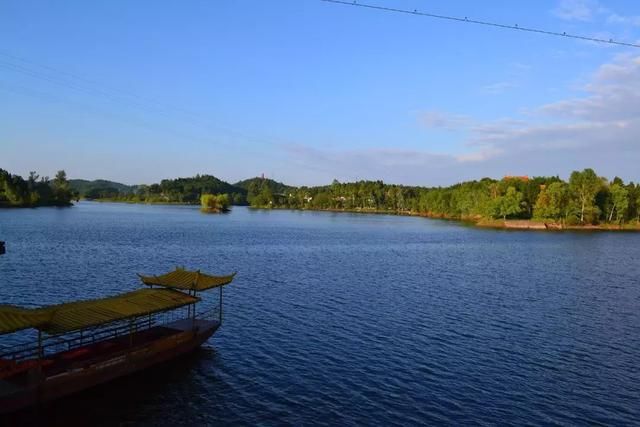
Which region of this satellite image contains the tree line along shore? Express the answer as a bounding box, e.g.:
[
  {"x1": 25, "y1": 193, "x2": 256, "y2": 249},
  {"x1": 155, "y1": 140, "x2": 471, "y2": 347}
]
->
[
  {"x1": 0, "y1": 169, "x2": 74, "y2": 207},
  {"x1": 2, "y1": 168, "x2": 639, "y2": 230}
]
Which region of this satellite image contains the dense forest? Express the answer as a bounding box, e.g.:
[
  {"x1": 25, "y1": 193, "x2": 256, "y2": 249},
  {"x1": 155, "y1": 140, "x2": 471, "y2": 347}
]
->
[
  {"x1": 72, "y1": 175, "x2": 247, "y2": 205},
  {"x1": 244, "y1": 169, "x2": 640, "y2": 226},
  {"x1": 5, "y1": 168, "x2": 640, "y2": 226},
  {"x1": 234, "y1": 177, "x2": 292, "y2": 207},
  {"x1": 69, "y1": 179, "x2": 136, "y2": 199},
  {"x1": 72, "y1": 175, "x2": 290, "y2": 207},
  {"x1": 0, "y1": 169, "x2": 75, "y2": 207}
]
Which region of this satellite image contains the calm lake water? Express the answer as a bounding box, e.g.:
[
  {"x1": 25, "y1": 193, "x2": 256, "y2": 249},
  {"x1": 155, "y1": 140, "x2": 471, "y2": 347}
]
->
[{"x1": 1, "y1": 202, "x2": 639, "y2": 425}]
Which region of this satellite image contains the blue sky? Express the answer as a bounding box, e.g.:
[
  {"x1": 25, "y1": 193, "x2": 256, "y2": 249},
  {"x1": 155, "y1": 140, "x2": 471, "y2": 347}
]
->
[{"x1": 2, "y1": 0, "x2": 640, "y2": 186}]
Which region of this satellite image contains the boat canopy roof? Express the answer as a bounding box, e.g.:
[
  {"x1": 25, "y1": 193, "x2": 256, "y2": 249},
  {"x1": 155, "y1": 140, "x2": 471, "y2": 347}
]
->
[
  {"x1": 138, "y1": 267, "x2": 236, "y2": 291},
  {"x1": 0, "y1": 289, "x2": 198, "y2": 335},
  {"x1": 0, "y1": 305, "x2": 51, "y2": 336}
]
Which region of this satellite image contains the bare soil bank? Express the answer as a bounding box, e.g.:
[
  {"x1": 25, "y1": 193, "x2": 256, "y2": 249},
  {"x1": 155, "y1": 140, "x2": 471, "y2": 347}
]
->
[{"x1": 278, "y1": 207, "x2": 640, "y2": 231}]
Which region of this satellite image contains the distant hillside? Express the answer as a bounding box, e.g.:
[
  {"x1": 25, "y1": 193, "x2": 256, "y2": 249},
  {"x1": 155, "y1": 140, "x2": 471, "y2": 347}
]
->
[
  {"x1": 70, "y1": 174, "x2": 248, "y2": 204},
  {"x1": 234, "y1": 177, "x2": 293, "y2": 195},
  {"x1": 157, "y1": 175, "x2": 246, "y2": 204},
  {"x1": 69, "y1": 179, "x2": 136, "y2": 198},
  {"x1": 234, "y1": 177, "x2": 296, "y2": 208}
]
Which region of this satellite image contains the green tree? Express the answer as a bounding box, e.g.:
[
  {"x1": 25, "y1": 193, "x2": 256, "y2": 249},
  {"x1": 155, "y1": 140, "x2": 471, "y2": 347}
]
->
[
  {"x1": 534, "y1": 186, "x2": 552, "y2": 219},
  {"x1": 200, "y1": 193, "x2": 230, "y2": 212},
  {"x1": 311, "y1": 191, "x2": 331, "y2": 209},
  {"x1": 491, "y1": 186, "x2": 524, "y2": 220},
  {"x1": 534, "y1": 182, "x2": 570, "y2": 222},
  {"x1": 608, "y1": 183, "x2": 629, "y2": 223},
  {"x1": 250, "y1": 185, "x2": 274, "y2": 208},
  {"x1": 52, "y1": 170, "x2": 73, "y2": 205},
  {"x1": 53, "y1": 170, "x2": 69, "y2": 190},
  {"x1": 569, "y1": 168, "x2": 603, "y2": 224}
]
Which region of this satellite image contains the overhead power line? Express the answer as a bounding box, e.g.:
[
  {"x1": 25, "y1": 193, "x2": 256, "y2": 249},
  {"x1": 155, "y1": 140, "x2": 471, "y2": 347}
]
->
[
  {"x1": 321, "y1": 0, "x2": 640, "y2": 49},
  {"x1": 0, "y1": 49, "x2": 284, "y2": 148}
]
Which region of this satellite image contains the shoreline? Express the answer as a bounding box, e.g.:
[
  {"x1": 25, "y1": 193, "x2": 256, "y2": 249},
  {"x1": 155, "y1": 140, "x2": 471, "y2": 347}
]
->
[
  {"x1": 251, "y1": 206, "x2": 640, "y2": 232},
  {"x1": 474, "y1": 219, "x2": 639, "y2": 231},
  {"x1": 66, "y1": 200, "x2": 640, "y2": 232},
  {"x1": 0, "y1": 203, "x2": 73, "y2": 209}
]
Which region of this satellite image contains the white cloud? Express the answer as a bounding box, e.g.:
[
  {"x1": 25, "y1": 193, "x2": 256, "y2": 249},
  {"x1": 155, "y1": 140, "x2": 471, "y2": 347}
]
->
[
  {"x1": 281, "y1": 144, "x2": 459, "y2": 184},
  {"x1": 539, "y1": 54, "x2": 640, "y2": 122},
  {"x1": 510, "y1": 62, "x2": 532, "y2": 71},
  {"x1": 465, "y1": 53, "x2": 640, "y2": 158},
  {"x1": 481, "y1": 81, "x2": 518, "y2": 94},
  {"x1": 455, "y1": 147, "x2": 503, "y2": 163},
  {"x1": 418, "y1": 111, "x2": 472, "y2": 131},
  {"x1": 553, "y1": 0, "x2": 640, "y2": 30},
  {"x1": 553, "y1": 0, "x2": 597, "y2": 21},
  {"x1": 606, "y1": 13, "x2": 640, "y2": 27},
  {"x1": 283, "y1": 54, "x2": 640, "y2": 186}
]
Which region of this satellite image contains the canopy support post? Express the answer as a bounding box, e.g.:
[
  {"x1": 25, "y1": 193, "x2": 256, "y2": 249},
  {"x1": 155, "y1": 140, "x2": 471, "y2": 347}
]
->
[
  {"x1": 186, "y1": 289, "x2": 190, "y2": 318},
  {"x1": 192, "y1": 290, "x2": 197, "y2": 330},
  {"x1": 129, "y1": 319, "x2": 134, "y2": 348},
  {"x1": 219, "y1": 285, "x2": 223, "y2": 324},
  {"x1": 37, "y1": 330, "x2": 43, "y2": 360}
]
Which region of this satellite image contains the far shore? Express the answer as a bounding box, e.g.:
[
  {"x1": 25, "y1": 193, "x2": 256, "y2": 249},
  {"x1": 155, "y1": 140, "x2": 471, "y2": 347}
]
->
[
  {"x1": 64, "y1": 200, "x2": 640, "y2": 232},
  {"x1": 251, "y1": 206, "x2": 640, "y2": 232},
  {"x1": 474, "y1": 219, "x2": 639, "y2": 231}
]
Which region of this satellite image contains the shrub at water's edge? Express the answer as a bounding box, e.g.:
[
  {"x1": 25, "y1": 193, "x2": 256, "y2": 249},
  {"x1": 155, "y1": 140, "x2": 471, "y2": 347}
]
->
[{"x1": 200, "y1": 193, "x2": 231, "y2": 213}]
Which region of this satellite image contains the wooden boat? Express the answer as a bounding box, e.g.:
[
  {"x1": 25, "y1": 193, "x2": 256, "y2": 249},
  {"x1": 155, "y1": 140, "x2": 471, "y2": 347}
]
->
[{"x1": 0, "y1": 267, "x2": 235, "y2": 414}]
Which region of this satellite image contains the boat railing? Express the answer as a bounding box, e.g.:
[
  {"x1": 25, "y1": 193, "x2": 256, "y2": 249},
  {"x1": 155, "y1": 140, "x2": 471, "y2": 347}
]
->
[
  {"x1": 1, "y1": 301, "x2": 220, "y2": 363},
  {"x1": 0, "y1": 317, "x2": 157, "y2": 362},
  {"x1": 194, "y1": 307, "x2": 221, "y2": 323}
]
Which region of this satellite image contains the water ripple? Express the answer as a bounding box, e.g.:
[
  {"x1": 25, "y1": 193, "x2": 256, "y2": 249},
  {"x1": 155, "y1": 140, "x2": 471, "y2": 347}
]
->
[{"x1": 1, "y1": 203, "x2": 639, "y2": 425}]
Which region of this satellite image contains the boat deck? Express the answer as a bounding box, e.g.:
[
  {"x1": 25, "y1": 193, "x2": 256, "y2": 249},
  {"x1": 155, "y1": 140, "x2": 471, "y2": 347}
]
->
[
  {"x1": 0, "y1": 379, "x2": 21, "y2": 397},
  {"x1": 166, "y1": 318, "x2": 219, "y2": 332}
]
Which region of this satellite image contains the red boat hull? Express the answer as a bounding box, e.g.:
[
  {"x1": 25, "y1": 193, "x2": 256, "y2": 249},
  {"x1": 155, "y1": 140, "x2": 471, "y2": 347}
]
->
[{"x1": 0, "y1": 319, "x2": 218, "y2": 415}]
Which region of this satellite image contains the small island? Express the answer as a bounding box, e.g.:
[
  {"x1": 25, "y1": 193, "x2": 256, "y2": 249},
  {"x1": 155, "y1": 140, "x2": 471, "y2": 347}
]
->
[{"x1": 200, "y1": 193, "x2": 231, "y2": 213}]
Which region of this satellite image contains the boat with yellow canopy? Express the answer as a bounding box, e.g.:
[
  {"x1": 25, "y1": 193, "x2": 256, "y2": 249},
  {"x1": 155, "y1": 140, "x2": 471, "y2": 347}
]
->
[{"x1": 0, "y1": 267, "x2": 235, "y2": 414}]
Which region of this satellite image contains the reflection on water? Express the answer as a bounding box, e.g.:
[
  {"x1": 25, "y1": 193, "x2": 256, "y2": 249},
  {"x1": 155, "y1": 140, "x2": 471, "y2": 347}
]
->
[
  {"x1": 5, "y1": 347, "x2": 215, "y2": 426},
  {"x1": 1, "y1": 202, "x2": 639, "y2": 425}
]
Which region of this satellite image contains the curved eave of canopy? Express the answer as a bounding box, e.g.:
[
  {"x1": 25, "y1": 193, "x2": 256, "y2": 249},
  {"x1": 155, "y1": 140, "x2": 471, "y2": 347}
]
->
[{"x1": 138, "y1": 268, "x2": 236, "y2": 291}]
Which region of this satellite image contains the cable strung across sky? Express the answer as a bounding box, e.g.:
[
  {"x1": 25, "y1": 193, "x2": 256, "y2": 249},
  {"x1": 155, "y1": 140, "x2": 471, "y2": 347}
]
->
[
  {"x1": 0, "y1": 49, "x2": 283, "y2": 149},
  {"x1": 321, "y1": 0, "x2": 640, "y2": 49}
]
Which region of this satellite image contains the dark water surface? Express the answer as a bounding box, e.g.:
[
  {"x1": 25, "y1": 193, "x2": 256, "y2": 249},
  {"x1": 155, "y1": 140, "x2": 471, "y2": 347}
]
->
[{"x1": 1, "y1": 202, "x2": 639, "y2": 426}]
